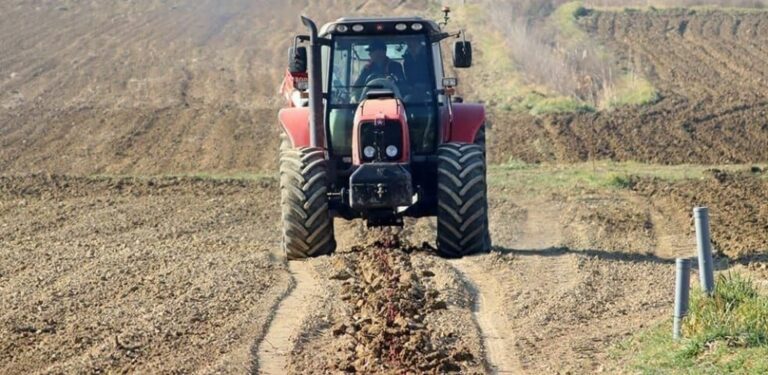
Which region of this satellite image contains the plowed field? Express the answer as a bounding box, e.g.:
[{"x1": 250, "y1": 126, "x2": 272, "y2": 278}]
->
[
  {"x1": 491, "y1": 9, "x2": 768, "y2": 165},
  {"x1": 0, "y1": 0, "x2": 432, "y2": 175},
  {"x1": 2, "y1": 2, "x2": 768, "y2": 374}
]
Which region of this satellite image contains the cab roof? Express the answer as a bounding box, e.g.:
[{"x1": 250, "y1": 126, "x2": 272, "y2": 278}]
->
[{"x1": 319, "y1": 16, "x2": 442, "y2": 37}]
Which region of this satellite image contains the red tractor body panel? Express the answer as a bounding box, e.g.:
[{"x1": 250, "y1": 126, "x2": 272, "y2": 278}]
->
[
  {"x1": 278, "y1": 107, "x2": 312, "y2": 148},
  {"x1": 352, "y1": 98, "x2": 411, "y2": 165},
  {"x1": 445, "y1": 103, "x2": 485, "y2": 143}
]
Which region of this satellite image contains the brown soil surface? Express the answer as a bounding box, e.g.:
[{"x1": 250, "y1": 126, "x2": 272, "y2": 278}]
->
[
  {"x1": 3, "y1": 2, "x2": 768, "y2": 374},
  {"x1": 489, "y1": 9, "x2": 768, "y2": 165},
  {"x1": 2, "y1": 175, "x2": 766, "y2": 373},
  {"x1": 287, "y1": 240, "x2": 485, "y2": 374},
  {"x1": 5, "y1": 4, "x2": 768, "y2": 174},
  {"x1": 632, "y1": 169, "x2": 768, "y2": 258},
  {"x1": 0, "y1": 175, "x2": 289, "y2": 373},
  {"x1": 0, "y1": 0, "x2": 433, "y2": 175}
]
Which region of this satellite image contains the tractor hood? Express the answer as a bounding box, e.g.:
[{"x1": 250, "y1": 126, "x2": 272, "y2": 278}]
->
[
  {"x1": 351, "y1": 97, "x2": 411, "y2": 165},
  {"x1": 356, "y1": 97, "x2": 404, "y2": 121}
]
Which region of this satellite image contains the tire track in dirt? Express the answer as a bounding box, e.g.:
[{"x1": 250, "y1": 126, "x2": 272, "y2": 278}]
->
[
  {"x1": 450, "y1": 198, "x2": 564, "y2": 374},
  {"x1": 451, "y1": 258, "x2": 523, "y2": 375},
  {"x1": 255, "y1": 261, "x2": 322, "y2": 375},
  {"x1": 452, "y1": 193, "x2": 682, "y2": 373}
]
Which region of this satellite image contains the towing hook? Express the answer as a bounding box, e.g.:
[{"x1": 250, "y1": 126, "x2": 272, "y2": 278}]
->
[{"x1": 376, "y1": 183, "x2": 387, "y2": 199}]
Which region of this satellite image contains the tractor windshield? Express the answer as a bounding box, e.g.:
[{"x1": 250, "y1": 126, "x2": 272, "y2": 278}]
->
[{"x1": 327, "y1": 34, "x2": 438, "y2": 157}]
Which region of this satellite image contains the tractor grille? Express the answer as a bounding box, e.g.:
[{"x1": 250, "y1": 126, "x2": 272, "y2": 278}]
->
[{"x1": 359, "y1": 120, "x2": 403, "y2": 162}]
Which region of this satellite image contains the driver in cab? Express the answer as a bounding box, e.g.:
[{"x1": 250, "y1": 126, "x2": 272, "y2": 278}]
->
[{"x1": 353, "y1": 40, "x2": 405, "y2": 89}]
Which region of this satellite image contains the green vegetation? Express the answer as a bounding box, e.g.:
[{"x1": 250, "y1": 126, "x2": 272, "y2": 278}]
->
[
  {"x1": 488, "y1": 161, "x2": 755, "y2": 193},
  {"x1": 457, "y1": 5, "x2": 546, "y2": 113},
  {"x1": 614, "y1": 273, "x2": 768, "y2": 374},
  {"x1": 552, "y1": 1, "x2": 592, "y2": 44},
  {"x1": 526, "y1": 95, "x2": 596, "y2": 115},
  {"x1": 457, "y1": 4, "x2": 596, "y2": 116},
  {"x1": 552, "y1": 1, "x2": 661, "y2": 109},
  {"x1": 586, "y1": 1, "x2": 768, "y2": 13},
  {"x1": 603, "y1": 73, "x2": 660, "y2": 109},
  {"x1": 456, "y1": 1, "x2": 661, "y2": 115}
]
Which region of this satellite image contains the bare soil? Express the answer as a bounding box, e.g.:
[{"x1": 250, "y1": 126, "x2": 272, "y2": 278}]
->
[
  {"x1": 2, "y1": 174, "x2": 767, "y2": 373},
  {"x1": 0, "y1": 0, "x2": 433, "y2": 175},
  {"x1": 489, "y1": 9, "x2": 768, "y2": 165},
  {"x1": 0, "y1": 175, "x2": 289, "y2": 374},
  {"x1": 632, "y1": 169, "x2": 768, "y2": 258},
  {"x1": 5, "y1": 5, "x2": 768, "y2": 173},
  {"x1": 2, "y1": 2, "x2": 768, "y2": 374}
]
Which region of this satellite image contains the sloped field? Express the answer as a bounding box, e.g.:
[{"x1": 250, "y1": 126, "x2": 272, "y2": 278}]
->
[
  {"x1": 491, "y1": 9, "x2": 768, "y2": 165},
  {"x1": 2, "y1": 2, "x2": 768, "y2": 374},
  {"x1": 0, "y1": 0, "x2": 434, "y2": 175}
]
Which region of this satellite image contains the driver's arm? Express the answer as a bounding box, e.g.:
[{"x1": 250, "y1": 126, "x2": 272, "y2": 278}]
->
[
  {"x1": 391, "y1": 61, "x2": 405, "y2": 83},
  {"x1": 353, "y1": 65, "x2": 371, "y2": 88}
]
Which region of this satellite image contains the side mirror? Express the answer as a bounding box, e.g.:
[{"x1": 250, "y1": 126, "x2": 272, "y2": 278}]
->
[
  {"x1": 288, "y1": 46, "x2": 307, "y2": 74},
  {"x1": 453, "y1": 41, "x2": 472, "y2": 68}
]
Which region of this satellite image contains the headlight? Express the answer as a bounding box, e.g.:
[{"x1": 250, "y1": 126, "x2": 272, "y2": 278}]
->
[
  {"x1": 363, "y1": 146, "x2": 376, "y2": 159},
  {"x1": 411, "y1": 23, "x2": 423, "y2": 31},
  {"x1": 290, "y1": 90, "x2": 309, "y2": 108},
  {"x1": 395, "y1": 23, "x2": 407, "y2": 31},
  {"x1": 336, "y1": 24, "x2": 349, "y2": 33},
  {"x1": 352, "y1": 24, "x2": 364, "y2": 32},
  {"x1": 386, "y1": 145, "x2": 398, "y2": 158},
  {"x1": 295, "y1": 79, "x2": 308, "y2": 91}
]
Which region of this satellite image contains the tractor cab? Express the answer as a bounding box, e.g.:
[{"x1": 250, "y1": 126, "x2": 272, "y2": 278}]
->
[
  {"x1": 278, "y1": 10, "x2": 489, "y2": 260},
  {"x1": 319, "y1": 18, "x2": 445, "y2": 159}
]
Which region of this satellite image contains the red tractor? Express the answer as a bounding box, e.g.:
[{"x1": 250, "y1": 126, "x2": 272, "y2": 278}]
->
[{"x1": 278, "y1": 11, "x2": 489, "y2": 260}]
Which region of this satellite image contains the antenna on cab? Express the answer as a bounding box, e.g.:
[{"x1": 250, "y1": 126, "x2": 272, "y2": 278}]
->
[{"x1": 439, "y1": 6, "x2": 451, "y2": 28}]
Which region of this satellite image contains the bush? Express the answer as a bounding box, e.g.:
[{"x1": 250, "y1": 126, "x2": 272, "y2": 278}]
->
[
  {"x1": 683, "y1": 273, "x2": 768, "y2": 356},
  {"x1": 616, "y1": 272, "x2": 768, "y2": 374}
]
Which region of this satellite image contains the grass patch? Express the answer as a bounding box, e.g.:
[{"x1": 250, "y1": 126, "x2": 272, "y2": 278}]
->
[
  {"x1": 552, "y1": 2, "x2": 660, "y2": 110},
  {"x1": 552, "y1": 1, "x2": 592, "y2": 44},
  {"x1": 527, "y1": 95, "x2": 596, "y2": 115},
  {"x1": 603, "y1": 73, "x2": 660, "y2": 109},
  {"x1": 488, "y1": 161, "x2": 754, "y2": 193},
  {"x1": 454, "y1": 5, "x2": 523, "y2": 106},
  {"x1": 614, "y1": 273, "x2": 768, "y2": 374},
  {"x1": 498, "y1": 159, "x2": 536, "y2": 171},
  {"x1": 586, "y1": 2, "x2": 768, "y2": 13},
  {"x1": 456, "y1": 3, "x2": 597, "y2": 116}
]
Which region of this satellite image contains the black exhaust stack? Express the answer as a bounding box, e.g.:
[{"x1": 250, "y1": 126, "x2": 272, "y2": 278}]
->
[{"x1": 300, "y1": 16, "x2": 325, "y2": 148}]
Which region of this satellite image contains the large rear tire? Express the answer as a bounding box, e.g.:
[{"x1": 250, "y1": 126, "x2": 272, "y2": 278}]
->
[
  {"x1": 279, "y1": 137, "x2": 336, "y2": 260},
  {"x1": 474, "y1": 124, "x2": 493, "y2": 249},
  {"x1": 436, "y1": 143, "x2": 491, "y2": 258}
]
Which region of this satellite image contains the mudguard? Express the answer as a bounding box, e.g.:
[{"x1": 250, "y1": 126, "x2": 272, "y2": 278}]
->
[
  {"x1": 278, "y1": 107, "x2": 312, "y2": 148},
  {"x1": 447, "y1": 103, "x2": 485, "y2": 143}
]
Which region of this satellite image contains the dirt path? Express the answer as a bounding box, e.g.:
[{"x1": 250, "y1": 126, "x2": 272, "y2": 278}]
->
[
  {"x1": 255, "y1": 261, "x2": 322, "y2": 375},
  {"x1": 452, "y1": 195, "x2": 680, "y2": 373},
  {"x1": 452, "y1": 258, "x2": 523, "y2": 374},
  {"x1": 508, "y1": 198, "x2": 563, "y2": 250},
  {"x1": 451, "y1": 198, "x2": 563, "y2": 374}
]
